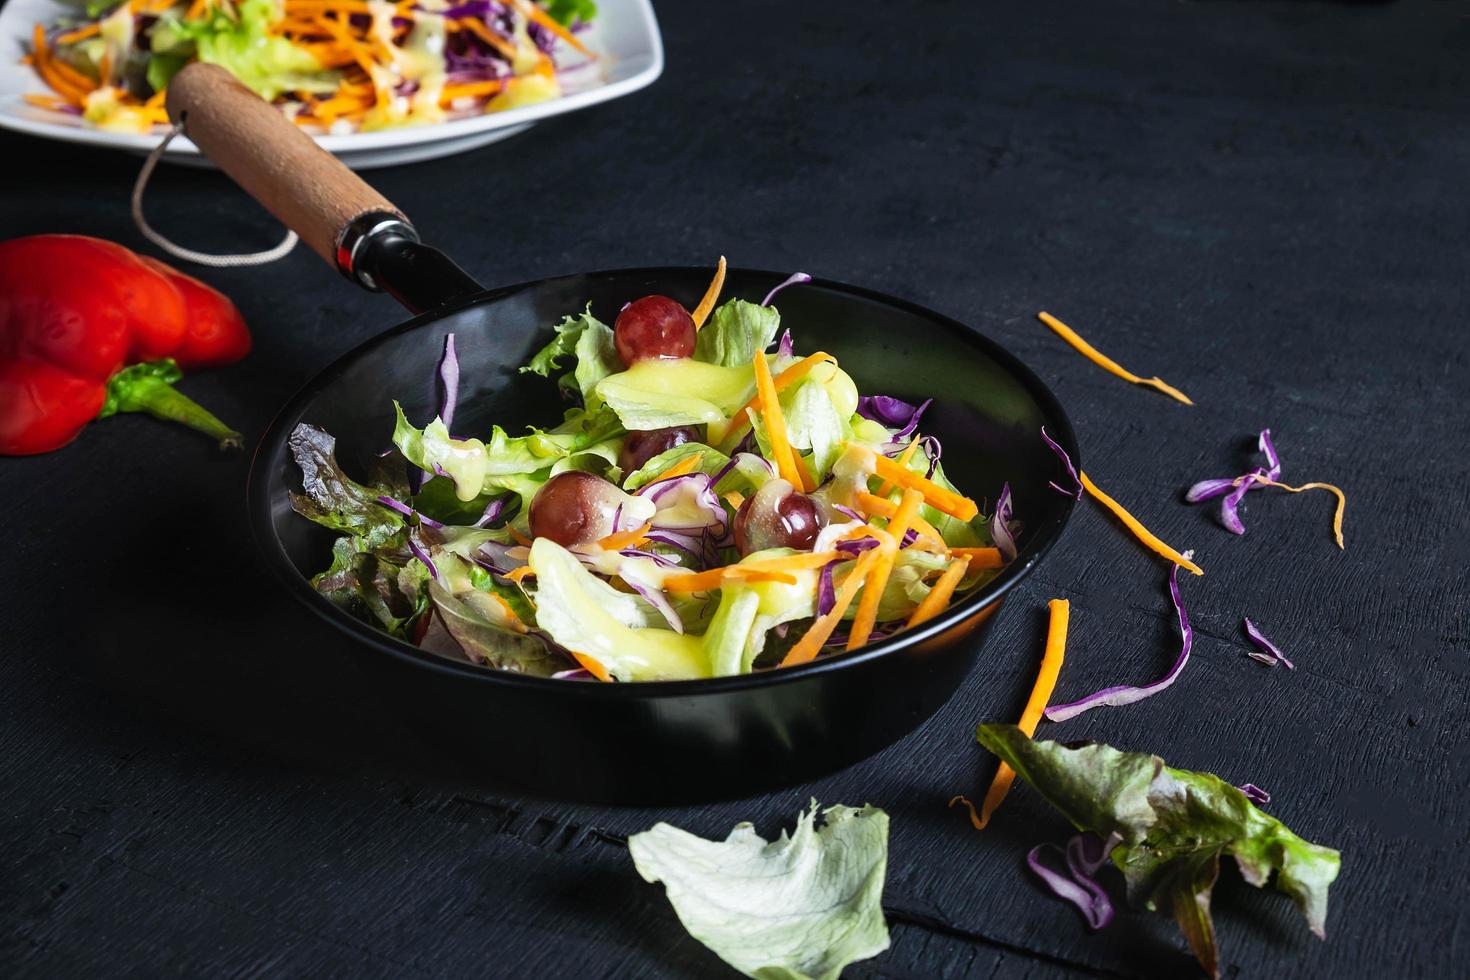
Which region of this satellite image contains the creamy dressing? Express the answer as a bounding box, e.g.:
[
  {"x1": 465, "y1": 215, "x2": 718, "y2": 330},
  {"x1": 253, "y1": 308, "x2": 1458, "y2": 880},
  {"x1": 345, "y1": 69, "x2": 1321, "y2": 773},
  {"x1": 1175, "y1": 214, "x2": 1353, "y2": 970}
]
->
[{"x1": 362, "y1": 0, "x2": 450, "y2": 130}]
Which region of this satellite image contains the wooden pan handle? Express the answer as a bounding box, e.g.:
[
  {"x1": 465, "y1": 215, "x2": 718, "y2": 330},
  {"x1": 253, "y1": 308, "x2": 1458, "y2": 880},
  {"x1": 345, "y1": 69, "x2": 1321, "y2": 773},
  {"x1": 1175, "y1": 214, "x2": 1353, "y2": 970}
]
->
[{"x1": 166, "y1": 63, "x2": 406, "y2": 270}]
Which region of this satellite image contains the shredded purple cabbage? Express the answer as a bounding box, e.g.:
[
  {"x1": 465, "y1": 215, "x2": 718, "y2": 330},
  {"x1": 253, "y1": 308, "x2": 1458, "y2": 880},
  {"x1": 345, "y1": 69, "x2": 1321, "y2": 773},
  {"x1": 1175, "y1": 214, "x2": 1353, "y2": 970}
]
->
[
  {"x1": 1026, "y1": 832, "x2": 1119, "y2": 930},
  {"x1": 761, "y1": 272, "x2": 812, "y2": 307},
  {"x1": 857, "y1": 395, "x2": 931, "y2": 441},
  {"x1": 1044, "y1": 553, "x2": 1194, "y2": 722},
  {"x1": 1040, "y1": 426, "x2": 1083, "y2": 499},
  {"x1": 817, "y1": 560, "x2": 838, "y2": 616},
  {"x1": 473, "y1": 497, "x2": 507, "y2": 528},
  {"x1": 991, "y1": 483, "x2": 1017, "y2": 561},
  {"x1": 639, "y1": 473, "x2": 729, "y2": 537},
  {"x1": 1243, "y1": 617, "x2": 1294, "y2": 669},
  {"x1": 626, "y1": 578, "x2": 684, "y2": 633},
  {"x1": 919, "y1": 434, "x2": 942, "y2": 479},
  {"x1": 776, "y1": 329, "x2": 795, "y2": 358},
  {"x1": 407, "y1": 538, "x2": 439, "y2": 580},
  {"x1": 376, "y1": 495, "x2": 446, "y2": 529},
  {"x1": 1238, "y1": 783, "x2": 1272, "y2": 805},
  {"x1": 836, "y1": 537, "x2": 880, "y2": 555},
  {"x1": 1185, "y1": 428, "x2": 1282, "y2": 535}
]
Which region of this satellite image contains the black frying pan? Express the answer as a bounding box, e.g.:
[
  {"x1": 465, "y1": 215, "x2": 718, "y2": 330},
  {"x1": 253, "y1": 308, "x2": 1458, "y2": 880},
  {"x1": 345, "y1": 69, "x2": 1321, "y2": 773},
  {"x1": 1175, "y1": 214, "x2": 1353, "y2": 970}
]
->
[{"x1": 167, "y1": 64, "x2": 1080, "y2": 804}]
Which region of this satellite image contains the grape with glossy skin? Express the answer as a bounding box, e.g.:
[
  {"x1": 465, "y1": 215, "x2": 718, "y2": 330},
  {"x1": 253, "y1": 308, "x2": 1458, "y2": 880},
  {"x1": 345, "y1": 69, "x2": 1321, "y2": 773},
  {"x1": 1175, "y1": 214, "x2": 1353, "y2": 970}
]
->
[
  {"x1": 528, "y1": 471, "x2": 625, "y2": 547},
  {"x1": 734, "y1": 478, "x2": 825, "y2": 555},
  {"x1": 619, "y1": 425, "x2": 701, "y2": 474},
  {"x1": 614, "y1": 295, "x2": 696, "y2": 365}
]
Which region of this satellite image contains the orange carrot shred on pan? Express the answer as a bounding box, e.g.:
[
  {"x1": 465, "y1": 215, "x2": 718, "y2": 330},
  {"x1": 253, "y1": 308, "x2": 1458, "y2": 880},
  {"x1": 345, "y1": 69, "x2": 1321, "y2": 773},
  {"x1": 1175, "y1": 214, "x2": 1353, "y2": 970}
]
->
[
  {"x1": 1079, "y1": 471, "x2": 1204, "y2": 575},
  {"x1": 849, "y1": 490, "x2": 922, "y2": 650},
  {"x1": 594, "y1": 522, "x2": 652, "y2": 551},
  {"x1": 1037, "y1": 312, "x2": 1193, "y2": 406},
  {"x1": 781, "y1": 548, "x2": 883, "y2": 667},
  {"x1": 875, "y1": 439, "x2": 920, "y2": 498},
  {"x1": 570, "y1": 651, "x2": 612, "y2": 682},
  {"x1": 906, "y1": 555, "x2": 971, "y2": 628},
  {"x1": 1239, "y1": 475, "x2": 1347, "y2": 549},
  {"x1": 714, "y1": 352, "x2": 836, "y2": 446},
  {"x1": 866, "y1": 449, "x2": 978, "y2": 521},
  {"x1": 951, "y1": 597, "x2": 1070, "y2": 830},
  {"x1": 690, "y1": 256, "x2": 727, "y2": 330},
  {"x1": 504, "y1": 565, "x2": 535, "y2": 583},
  {"x1": 949, "y1": 547, "x2": 1005, "y2": 569},
  {"x1": 752, "y1": 352, "x2": 805, "y2": 490}
]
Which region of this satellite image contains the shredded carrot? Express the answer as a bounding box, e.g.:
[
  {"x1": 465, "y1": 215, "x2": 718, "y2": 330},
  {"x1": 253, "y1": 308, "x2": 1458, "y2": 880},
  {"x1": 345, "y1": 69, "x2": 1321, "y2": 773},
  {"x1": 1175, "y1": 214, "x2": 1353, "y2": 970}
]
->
[
  {"x1": 714, "y1": 352, "x2": 836, "y2": 446},
  {"x1": 570, "y1": 651, "x2": 612, "y2": 682},
  {"x1": 1037, "y1": 312, "x2": 1193, "y2": 406},
  {"x1": 508, "y1": 526, "x2": 534, "y2": 547},
  {"x1": 56, "y1": 23, "x2": 100, "y2": 43},
  {"x1": 594, "y1": 522, "x2": 652, "y2": 552},
  {"x1": 456, "y1": 17, "x2": 518, "y2": 60},
  {"x1": 690, "y1": 256, "x2": 727, "y2": 330},
  {"x1": 906, "y1": 555, "x2": 971, "y2": 627},
  {"x1": 440, "y1": 80, "x2": 506, "y2": 102},
  {"x1": 1078, "y1": 471, "x2": 1204, "y2": 575},
  {"x1": 513, "y1": 0, "x2": 594, "y2": 57},
  {"x1": 663, "y1": 565, "x2": 798, "y2": 593},
  {"x1": 865, "y1": 449, "x2": 978, "y2": 521},
  {"x1": 743, "y1": 551, "x2": 844, "y2": 573},
  {"x1": 949, "y1": 547, "x2": 1005, "y2": 569},
  {"x1": 647, "y1": 452, "x2": 704, "y2": 482},
  {"x1": 875, "y1": 440, "x2": 920, "y2": 498},
  {"x1": 504, "y1": 565, "x2": 535, "y2": 583},
  {"x1": 1240, "y1": 475, "x2": 1347, "y2": 549},
  {"x1": 952, "y1": 598, "x2": 1070, "y2": 830},
  {"x1": 723, "y1": 491, "x2": 745, "y2": 511},
  {"x1": 781, "y1": 548, "x2": 884, "y2": 667},
  {"x1": 853, "y1": 492, "x2": 945, "y2": 544},
  {"x1": 752, "y1": 352, "x2": 808, "y2": 491},
  {"x1": 849, "y1": 491, "x2": 922, "y2": 650}
]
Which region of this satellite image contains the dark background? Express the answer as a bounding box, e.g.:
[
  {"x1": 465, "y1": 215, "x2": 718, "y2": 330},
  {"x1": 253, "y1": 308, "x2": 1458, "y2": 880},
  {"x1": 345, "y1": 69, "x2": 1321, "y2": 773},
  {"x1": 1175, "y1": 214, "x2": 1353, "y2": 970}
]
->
[{"x1": 3, "y1": 0, "x2": 1468, "y2": 976}]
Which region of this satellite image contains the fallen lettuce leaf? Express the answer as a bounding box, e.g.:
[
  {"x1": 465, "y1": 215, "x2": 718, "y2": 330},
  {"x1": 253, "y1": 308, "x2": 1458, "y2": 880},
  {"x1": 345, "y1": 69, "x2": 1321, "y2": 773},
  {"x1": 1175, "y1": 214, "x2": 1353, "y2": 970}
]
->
[
  {"x1": 629, "y1": 801, "x2": 891, "y2": 980},
  {"x1": 694, "y1": 298, "x2": 781, "y2": 368},
  {"x1": 976, "y1": 724, "x2": 1341, "y2": 979}
]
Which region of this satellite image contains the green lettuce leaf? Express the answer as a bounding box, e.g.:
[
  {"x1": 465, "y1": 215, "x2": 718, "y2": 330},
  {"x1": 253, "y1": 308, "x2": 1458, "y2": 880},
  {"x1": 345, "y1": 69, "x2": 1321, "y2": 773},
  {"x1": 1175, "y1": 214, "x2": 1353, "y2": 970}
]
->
[
  {"x1": 622, "y1": 442, "x2": 730, "y2": 491},
  {"x1": 425, "y1": 555, "x2": 559, "y2": 675},
  {"x1": 783, "y1": 379, "x2": 848, "y2": 479},
  {"x1": 977, "y1": 725, "x2": 1341, "y2": 979},
  {"x1": 703, "y1": 551, "x2": 820, "y2": 676},
  {"x1": 541, "y1": 0, "x2": 597, "y2": 27},
  {"x1": 520, "y1": 306, "x2": 621, "y2": 402},
  {"x1": 694, "y1": 299, "x2": 781, "y2": 367},
  {"x1": 165, "y1": 0, "x2": 338, "y2": 101},
  {"x1": 595, "y1": 359, "x2": 755, "y2": 430},
  {"x1": 287, "y1": 423, "x2": 406, "y2": 549},
  {"x1": 629, "y1": 801, "x2": 891, "y2": 980}
]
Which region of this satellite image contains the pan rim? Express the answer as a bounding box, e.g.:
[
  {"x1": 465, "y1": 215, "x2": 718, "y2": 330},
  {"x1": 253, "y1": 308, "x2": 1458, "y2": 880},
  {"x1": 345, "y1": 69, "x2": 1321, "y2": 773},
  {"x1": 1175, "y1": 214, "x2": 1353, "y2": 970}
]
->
[{"x1": 247, "y1": 266, "x2": 1081, "y2": 696}]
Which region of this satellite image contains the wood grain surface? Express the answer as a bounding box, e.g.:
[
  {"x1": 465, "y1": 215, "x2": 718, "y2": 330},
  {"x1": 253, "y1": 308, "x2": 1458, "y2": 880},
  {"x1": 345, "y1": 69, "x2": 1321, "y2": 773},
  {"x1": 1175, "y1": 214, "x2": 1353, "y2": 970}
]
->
[{"x1": 2, "y1": 1, "x2": 1467, "y2": 977}]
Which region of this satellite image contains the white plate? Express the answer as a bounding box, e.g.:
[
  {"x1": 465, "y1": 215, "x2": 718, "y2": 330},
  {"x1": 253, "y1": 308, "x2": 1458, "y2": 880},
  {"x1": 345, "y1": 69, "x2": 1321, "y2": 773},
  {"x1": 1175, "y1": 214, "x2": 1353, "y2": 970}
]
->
[{"x1": 0, "y1": 0, "x2": 662, "y2": 169}]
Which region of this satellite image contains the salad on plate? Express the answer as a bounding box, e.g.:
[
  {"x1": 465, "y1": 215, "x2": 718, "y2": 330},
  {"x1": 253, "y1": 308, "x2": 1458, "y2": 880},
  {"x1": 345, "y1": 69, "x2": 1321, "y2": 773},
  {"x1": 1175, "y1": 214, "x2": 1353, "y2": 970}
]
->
[
  {"x1": 288, "y1": 266, "x2": 1016, "y2": 682},
  {"x1": 23, "y1": 0, "x2": 596, "y2": 133}
]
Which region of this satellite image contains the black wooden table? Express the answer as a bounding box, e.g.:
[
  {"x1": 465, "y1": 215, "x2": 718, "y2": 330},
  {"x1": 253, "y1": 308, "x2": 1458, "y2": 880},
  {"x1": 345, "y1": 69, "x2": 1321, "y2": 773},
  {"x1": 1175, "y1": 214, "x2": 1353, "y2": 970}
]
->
[{"x1": 3, "y1": 1, "x2": 1466, "y2": 976}]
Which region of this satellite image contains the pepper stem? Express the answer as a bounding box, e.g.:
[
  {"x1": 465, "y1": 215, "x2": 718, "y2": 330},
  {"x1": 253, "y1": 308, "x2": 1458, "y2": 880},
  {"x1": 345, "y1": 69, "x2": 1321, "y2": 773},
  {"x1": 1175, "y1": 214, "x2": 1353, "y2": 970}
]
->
[{"x1": 101, "y1": 359, "x2": 243, "y2": 451}]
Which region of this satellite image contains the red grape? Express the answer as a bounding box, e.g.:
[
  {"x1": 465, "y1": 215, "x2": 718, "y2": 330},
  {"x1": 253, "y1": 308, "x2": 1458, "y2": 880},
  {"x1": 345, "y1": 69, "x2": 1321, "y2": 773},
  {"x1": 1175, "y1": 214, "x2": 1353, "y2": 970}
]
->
[
  {"x1": 614, "y1": 295, "x2": 696, "y2": 365},
  {"x1": 528, "y1": 471, "x2": 625, "y2": 547},
  {"x1": 734, "y1": 479, "x2": 825, "y2": 555},
  {"x1": 619, "y1": 425, "x2": 701, "y2": 473}
]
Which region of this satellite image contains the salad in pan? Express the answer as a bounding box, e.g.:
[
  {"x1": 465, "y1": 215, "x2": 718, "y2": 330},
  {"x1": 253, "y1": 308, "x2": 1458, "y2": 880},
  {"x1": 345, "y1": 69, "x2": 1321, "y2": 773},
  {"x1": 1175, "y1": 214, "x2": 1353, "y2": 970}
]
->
[
  {"x1": 24, "y1": 0, "x2": 595, "y2": 133},
  {"x1": 288, "y1": 266, "x2": 1016, "y2": 681}
]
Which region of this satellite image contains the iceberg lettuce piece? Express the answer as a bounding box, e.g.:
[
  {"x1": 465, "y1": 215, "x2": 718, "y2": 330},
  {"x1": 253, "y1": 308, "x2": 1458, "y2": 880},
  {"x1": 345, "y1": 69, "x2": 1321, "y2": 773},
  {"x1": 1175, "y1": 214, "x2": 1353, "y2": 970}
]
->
[
  {"x1": 694, "y1": 299, "x2": 781, "y2": 368},
  {"x1": 629, "y1": 801, "x2": 891, "y2": 980},
  {"x1": 704, "y1": 549, "x2": 820, "y2": 676},
  {"x1": 166, "y1": 0, "x2": 338, "y2": 101},
  {"x1": 595, "y1": 359, "x2": 755, "y2": 430}
]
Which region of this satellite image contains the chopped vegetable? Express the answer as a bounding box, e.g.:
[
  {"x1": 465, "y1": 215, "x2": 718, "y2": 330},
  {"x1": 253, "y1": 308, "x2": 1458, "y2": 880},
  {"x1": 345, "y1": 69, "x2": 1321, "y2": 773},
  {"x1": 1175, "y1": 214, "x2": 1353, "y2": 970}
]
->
[
  {"x1": 782, "y1": 548, "x2": 883, "y2": 666},
  {"x1": 752, "y1": 349, "x2": 807, "y2": 490},
  {"x1": 1037, "y1": 311, "x2": 1193, "y2": 405},
  {"x1": 1237, "y1": 783, "x2": 1272, "y2": 805},
  {"x1": 865, "y1": 449, "x2": 979, "y2": 521},
  {"x1": 761, "y1": 271, "x2": 812, "y2": 307},
  {"x1": 1184, "y1": 429, "x2": 1345, "y2": 547},
  {"x1": 1026, "y1": 833, "x2": 1119, "y2": 930},
  {"x1": 1080, "y1": 472, "x2": 1203, "y2": 576},
  {"x1": 905, "y1": 555, "x2": 970, "y2": 627},
  {"x1": 1041, "y1": 425, "x2": 1083, "y2": 499},
  {"x1": 1045, "y1": 557, "x2": 1193, "y2": 722},
  {"x1": 628, "y1": 801, "x2": 891, "y2": 980},
  {"x1": 689, "y1": 256, "x2": 727, "y2": 329},
  {"x1": 952, "y1": 598, "x2": 1069, "y2": 829},
  {"x1": 1243, "y1": 617, "x2": 1294, "y2": 669},
  {"x1": 977, "y1": 725, "x2": 1341, "y2": 979}
]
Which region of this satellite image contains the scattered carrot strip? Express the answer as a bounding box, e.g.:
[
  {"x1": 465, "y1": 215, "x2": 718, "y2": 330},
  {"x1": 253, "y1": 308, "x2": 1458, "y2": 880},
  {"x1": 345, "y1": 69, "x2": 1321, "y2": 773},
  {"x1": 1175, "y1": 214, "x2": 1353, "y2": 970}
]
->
[
  {"x1": 1037, "y1": 312, "x2": 1193, "y2": 406},
  {"x1": 866, "y1": 449, "x2": 978, "y2": 521},
  {"x1": 508, "y1": 526, "x2": 534, "y2": 547},
  {"x1": 663, "y1": 566, "x2": 798, "y2": 593},
  {"x1": 570, "y1": 651, "x2": 612, "y2": 682},
  {"x1": 949, "y1": 547, "x2": 1005, "y2": 569},
  {"x1": 690, "y1": 256, "x2": 727, "y2": 330},
  {"x1": 513, "y1": 0, "x2": 594, "y2": 57},
  {"x1": 907, "y1": 555, "x2": 972, "y2": 628},
  {"x1": 504, "y1": 565, "x2": 535, "y2": 583},
  {"x1": 594, "y1": 522, "x2": 652, "y2": 552},
  {"x1": 1079, "y1": 471, "x2": 1204, "y2": 576},
  {"x1": 714, "y1": 352, "x2": 836, "y2": 446},
  {"x1": 853, "y1": 492, "x2": 945, "y2": 544},
  {"x1": 875, "y1": 440, "x2": 920, "y2": 498},
  {"x1": 752, "y1": 352, "x2": 805, "y2": 490},
  {"x1": 781, "y1": 548, "x2": 884, "y2": 667},
  {"x1": 952, "y1": 598, "x2": 1070, "y2": 830},
  {"x1": 1241, "y1": 475, "x2": 1347, "y2": 549},
  {"x1": 849, "y1": 492, "x2": 921, "y2": 650}
]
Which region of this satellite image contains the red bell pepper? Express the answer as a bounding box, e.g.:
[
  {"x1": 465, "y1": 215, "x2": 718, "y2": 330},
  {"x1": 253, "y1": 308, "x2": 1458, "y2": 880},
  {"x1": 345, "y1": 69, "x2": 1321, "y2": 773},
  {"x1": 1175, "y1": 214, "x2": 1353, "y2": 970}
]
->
[{"x1": 0, "y1": 234, "x2": 252, "y2": 456}]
